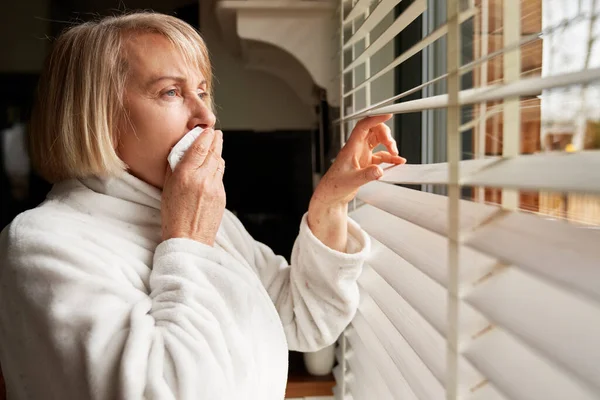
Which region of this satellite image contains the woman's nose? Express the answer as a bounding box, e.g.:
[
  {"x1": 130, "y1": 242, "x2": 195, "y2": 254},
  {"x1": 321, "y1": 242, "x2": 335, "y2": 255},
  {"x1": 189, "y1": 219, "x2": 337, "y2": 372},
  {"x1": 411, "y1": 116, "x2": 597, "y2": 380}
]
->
[{"x1": 187, "y1": 96, "x2": 216, "y2": 131}]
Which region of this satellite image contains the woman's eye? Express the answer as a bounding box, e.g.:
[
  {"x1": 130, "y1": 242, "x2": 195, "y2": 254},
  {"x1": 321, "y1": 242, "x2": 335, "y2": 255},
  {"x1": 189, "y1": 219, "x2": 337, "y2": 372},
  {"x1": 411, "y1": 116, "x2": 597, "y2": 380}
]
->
[
  {"x1": 198, "y1": 92, "x2": 208, "y2": 100},
  {"x1": 165, "y1": 89, "x2": 177, "y2": 97}
]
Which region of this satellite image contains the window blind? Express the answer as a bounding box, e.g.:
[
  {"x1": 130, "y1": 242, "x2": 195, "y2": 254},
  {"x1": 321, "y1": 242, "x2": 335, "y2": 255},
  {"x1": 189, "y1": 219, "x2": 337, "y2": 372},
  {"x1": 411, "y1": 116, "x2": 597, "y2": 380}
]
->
[{"x1": 333, "y1": 0, "x2": 600, "y2": 399}]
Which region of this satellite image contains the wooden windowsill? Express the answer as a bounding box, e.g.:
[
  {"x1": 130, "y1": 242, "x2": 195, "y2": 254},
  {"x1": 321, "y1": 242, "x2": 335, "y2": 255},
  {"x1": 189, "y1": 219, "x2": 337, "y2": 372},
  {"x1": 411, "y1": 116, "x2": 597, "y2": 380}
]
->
[{"x1": 285, "y1": 351, "x2": 335, "y2": 398}]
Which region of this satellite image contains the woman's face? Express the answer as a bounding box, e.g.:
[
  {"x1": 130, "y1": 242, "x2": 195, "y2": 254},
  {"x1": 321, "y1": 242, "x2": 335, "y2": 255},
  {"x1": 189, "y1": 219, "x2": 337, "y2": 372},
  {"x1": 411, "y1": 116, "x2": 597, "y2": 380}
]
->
[{"x1": 117, "y1": 33, "x2": 216, "y2": 189}]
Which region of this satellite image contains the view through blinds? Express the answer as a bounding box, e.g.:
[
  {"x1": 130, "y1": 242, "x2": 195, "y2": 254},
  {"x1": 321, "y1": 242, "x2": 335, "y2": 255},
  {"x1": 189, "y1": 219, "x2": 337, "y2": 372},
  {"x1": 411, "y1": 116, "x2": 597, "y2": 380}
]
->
[{"x1": 333, "y1": 0, "x2": 600, "y2": 399}]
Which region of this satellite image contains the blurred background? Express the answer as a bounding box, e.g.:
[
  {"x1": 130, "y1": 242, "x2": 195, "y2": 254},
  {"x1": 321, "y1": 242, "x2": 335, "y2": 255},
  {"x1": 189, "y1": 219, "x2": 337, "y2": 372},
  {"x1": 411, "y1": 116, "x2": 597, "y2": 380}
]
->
[
  {"x1": 0, "y1": 0, "x2": 333, "y2": 260},
  {"x1": 0, "y1": 1, "x2": 420, "y2": 396},
  {"x1": 3, "y1": 0, "x2": 600, "y2": 398},
  {"x1": 0, "y1": 0, "x2": 422, "y2": 260},
  {"x1": 3, "y1": 0, "x2": 600, "y2": 265}
]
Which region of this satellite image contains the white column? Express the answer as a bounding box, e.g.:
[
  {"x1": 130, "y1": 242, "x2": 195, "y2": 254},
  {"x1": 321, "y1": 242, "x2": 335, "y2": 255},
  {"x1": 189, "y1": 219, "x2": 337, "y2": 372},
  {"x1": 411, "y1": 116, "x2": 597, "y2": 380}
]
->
[
  {"x1": 364, "y1": 9, "x2": 372, "y2": 108},
  {"x1": 502, "y1": 0, "x2": 522, "y2": 210},
  {"x1": 338, "y1": 2, "x2": 348, "y2": 398},
  {"x1": 477, "y1": 0, "x2": 489, "y2": 203},
  {"x1": 340, "y1": 0, "x2": 347, "y2": 150},
  {"x1": 446, "y1": 0, "x2": 461, "y2": 398}
]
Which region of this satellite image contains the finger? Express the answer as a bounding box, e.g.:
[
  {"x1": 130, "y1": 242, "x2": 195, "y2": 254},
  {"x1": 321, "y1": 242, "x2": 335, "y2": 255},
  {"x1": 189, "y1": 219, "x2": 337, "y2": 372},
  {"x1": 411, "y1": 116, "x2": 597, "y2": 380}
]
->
[
  {"x1": 369, "y1": 123, "x2": 398, "y2": 155},
  {"x1": 213, "y1": 130, "x2": 223, "y2": 158},
  {"x1": 207, "y1": 131, "x2": 224, "y2": 175},
  {"x1": 165, "y1": 161, "x2": 173, "y2": 180},
  {"x1": 347, "y1": 114, "x2": 393, "y2": 144},
  {"x1": 214, "y1": 158, "x2": 225, "y2": 178},
  {"x1": 179, "y1": 128, "x2": 215, "y2": 169},
  {"x1": 371, "y1": 151, "x2": 407, "y2": 165},
  {"x1": 203, "y1": 132, "x2": 223, "y2": 174},
  {"x1": 163, "y1": 161, "x2": 174, "y2": 188},
  {"x1": 351, "y1": 165, "x2": 384, "y2": 186},
  {"x1": 197, "y1": 130, "x2": 222, "y2": 173}
]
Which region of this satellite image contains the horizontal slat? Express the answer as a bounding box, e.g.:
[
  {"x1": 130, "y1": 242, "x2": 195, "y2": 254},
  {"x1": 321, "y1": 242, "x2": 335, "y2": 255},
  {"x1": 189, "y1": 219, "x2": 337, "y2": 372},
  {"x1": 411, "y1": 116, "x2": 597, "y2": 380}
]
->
[
  {"x1": 345, "y1": 331, "x2": 405, "y2": 399},
  {"x1": 367, "y1": 237, "x2": 489, "y2": 339},
  {"x1": 340, "y1": 73, "x2": 447, "y2": 123},
  {"x1": 363, "y1": 92, "x2": 449, "y2": 114},
  {"x1": 379, "y1": 157, "x2": 500, "y2": 185},
  {"x1": 343, "y1": 7, "x2": 476, "y2": 97},
  {"x1": 332, "y1": 385, "x2": 353, "y2": 400},
  {"x1": 332, "y1": 364, "x2": 343, "y2": 387},
  {"x1": 465, "y1": 151, "x2": 600, "y2": 194},
  {"x1": 334, "y1": 364, "x2": 365, "y2": 400},
  {"x1": 466, "y1": 210, "x2": 600, "y2": 304},
  {"x1": 341, "y1": 8, "x2": 590, "y2": 103},
  {"x1": 332, "y1": 365, "x2": 354, "y2": 400},
  {"x1": 342, "y1": 0, "x2": 372, "y2": 25},
  {"x1": 356, "y1": 181, "x2": 600, "y2": 302},
  {"x1": 351, "y1": 200, "x2": 498, "y2": 287},
  {"x1": 468, "y1": 384, "x2": 509, "y2": 400},
  {"x1": 378, "y1": 151, "x2": 600, "y2": 194},
  {"x1": 466, "y1": 266, "x2": 600, "y2": 392},
  {"x1": 343, "y1": 0, "x2": 426, "y2": 73},
  {"x1": 343, "y1": 0, "x2": 398, "y2": 49},
  {"x1": 352, "y1": 67, "x2": 600, "y2": 117},
  {"x1": 347, "y1": 327, "x2": 417, "y2": 400},
  {"x1": 345, "y1": 326, "x2": 418, "y2": 399},
  {"x1": 344, "y1": 345, "x2": 391, "y2": 399},
  {"x1": 359, "y1": 265, "x2": 486, "y2": 391},
  {"x1": 332, "y1": 364, "x2": 344, "y2": 387},
  {"x1": 345, "y1": 377, "x2": 366, "y2": 400},
  {"x1": 358, "y1": 178, "x2": 499, "y2": 233},
  {"x1": 464, "y1": 327, "x2": 599, "y2": 400},
  {"x1": 351, "y1": 305, "x2": 444, "y2": 399}
]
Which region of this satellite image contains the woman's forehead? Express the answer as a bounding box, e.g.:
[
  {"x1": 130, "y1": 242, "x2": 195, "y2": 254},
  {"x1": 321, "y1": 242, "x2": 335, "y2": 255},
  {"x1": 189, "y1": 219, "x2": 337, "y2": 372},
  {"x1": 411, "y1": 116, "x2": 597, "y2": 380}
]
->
[{"x1": 124, "y1": 33, "x2": 206, "y2": 84}]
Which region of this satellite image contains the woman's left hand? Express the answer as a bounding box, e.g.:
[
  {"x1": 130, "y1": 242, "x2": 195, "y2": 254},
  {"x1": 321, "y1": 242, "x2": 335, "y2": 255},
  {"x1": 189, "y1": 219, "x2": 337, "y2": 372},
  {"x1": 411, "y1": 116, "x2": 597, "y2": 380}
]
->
[
  {"x1": 311, "y1": 114, "x2": 406, "y2": 208},
  {"x1": 307, "y1": 114, "x2": 405, "y2": 252}
]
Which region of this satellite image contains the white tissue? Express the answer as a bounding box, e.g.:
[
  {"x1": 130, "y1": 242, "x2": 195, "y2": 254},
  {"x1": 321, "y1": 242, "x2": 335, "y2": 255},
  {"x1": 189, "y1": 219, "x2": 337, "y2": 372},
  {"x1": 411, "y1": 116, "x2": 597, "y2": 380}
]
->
[{"x1": 167, "y1": 127, "x2": 206, "y2": 170}]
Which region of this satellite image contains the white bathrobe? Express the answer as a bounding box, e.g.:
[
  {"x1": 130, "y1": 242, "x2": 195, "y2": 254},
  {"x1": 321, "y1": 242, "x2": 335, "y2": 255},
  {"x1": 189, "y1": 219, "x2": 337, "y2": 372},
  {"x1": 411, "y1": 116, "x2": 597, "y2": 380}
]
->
[{"x1": 0, "y1": 173, "x2": 369, "y2": 400}]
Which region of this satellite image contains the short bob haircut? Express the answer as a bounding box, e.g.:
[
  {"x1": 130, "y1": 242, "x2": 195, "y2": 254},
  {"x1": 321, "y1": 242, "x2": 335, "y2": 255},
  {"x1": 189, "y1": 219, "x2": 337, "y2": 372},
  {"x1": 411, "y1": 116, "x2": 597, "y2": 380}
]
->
[{"x1": 29, "y1": 12, "x2": 213, "y2": 183}]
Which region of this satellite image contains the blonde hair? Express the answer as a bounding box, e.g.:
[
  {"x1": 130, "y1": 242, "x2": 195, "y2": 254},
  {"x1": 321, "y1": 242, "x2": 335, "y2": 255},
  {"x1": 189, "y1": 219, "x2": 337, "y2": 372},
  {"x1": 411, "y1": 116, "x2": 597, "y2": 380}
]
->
[{"x1": 29, "y1": 12, "x2": 213, "y2": 183}]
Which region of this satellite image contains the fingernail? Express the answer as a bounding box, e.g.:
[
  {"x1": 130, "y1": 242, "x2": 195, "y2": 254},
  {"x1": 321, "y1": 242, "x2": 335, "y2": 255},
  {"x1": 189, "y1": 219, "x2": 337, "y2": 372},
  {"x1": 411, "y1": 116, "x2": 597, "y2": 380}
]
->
[{"x1": 373, "y1": 168, "x2": 383, "y2": 179}]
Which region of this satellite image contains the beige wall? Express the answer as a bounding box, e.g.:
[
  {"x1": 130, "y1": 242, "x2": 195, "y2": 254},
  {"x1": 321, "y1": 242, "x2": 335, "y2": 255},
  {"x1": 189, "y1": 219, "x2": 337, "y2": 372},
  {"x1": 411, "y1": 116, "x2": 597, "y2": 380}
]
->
[
  {"x1": 200, "y1": 2, "x2": 317, "y2": 131},
  {"x1": 0, "y1": 0, "x2": 317, "y2": 131},
  {"x1": 0, "y1": 0, "x2": 50, "y2": 72}
]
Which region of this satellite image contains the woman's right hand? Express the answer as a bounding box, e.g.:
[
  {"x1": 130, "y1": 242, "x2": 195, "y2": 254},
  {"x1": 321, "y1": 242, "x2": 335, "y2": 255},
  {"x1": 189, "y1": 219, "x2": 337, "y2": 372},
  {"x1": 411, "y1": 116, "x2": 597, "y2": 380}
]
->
[{"x1": 161, "y1": 128, "x2": 226, "y2": 246}]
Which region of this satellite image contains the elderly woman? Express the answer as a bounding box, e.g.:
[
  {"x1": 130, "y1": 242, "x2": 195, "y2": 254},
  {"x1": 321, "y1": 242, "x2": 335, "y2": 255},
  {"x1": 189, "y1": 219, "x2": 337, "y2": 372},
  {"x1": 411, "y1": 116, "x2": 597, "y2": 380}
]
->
[{"x1": 0, "y1": 12, "x2": 405, "y2": 400}]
